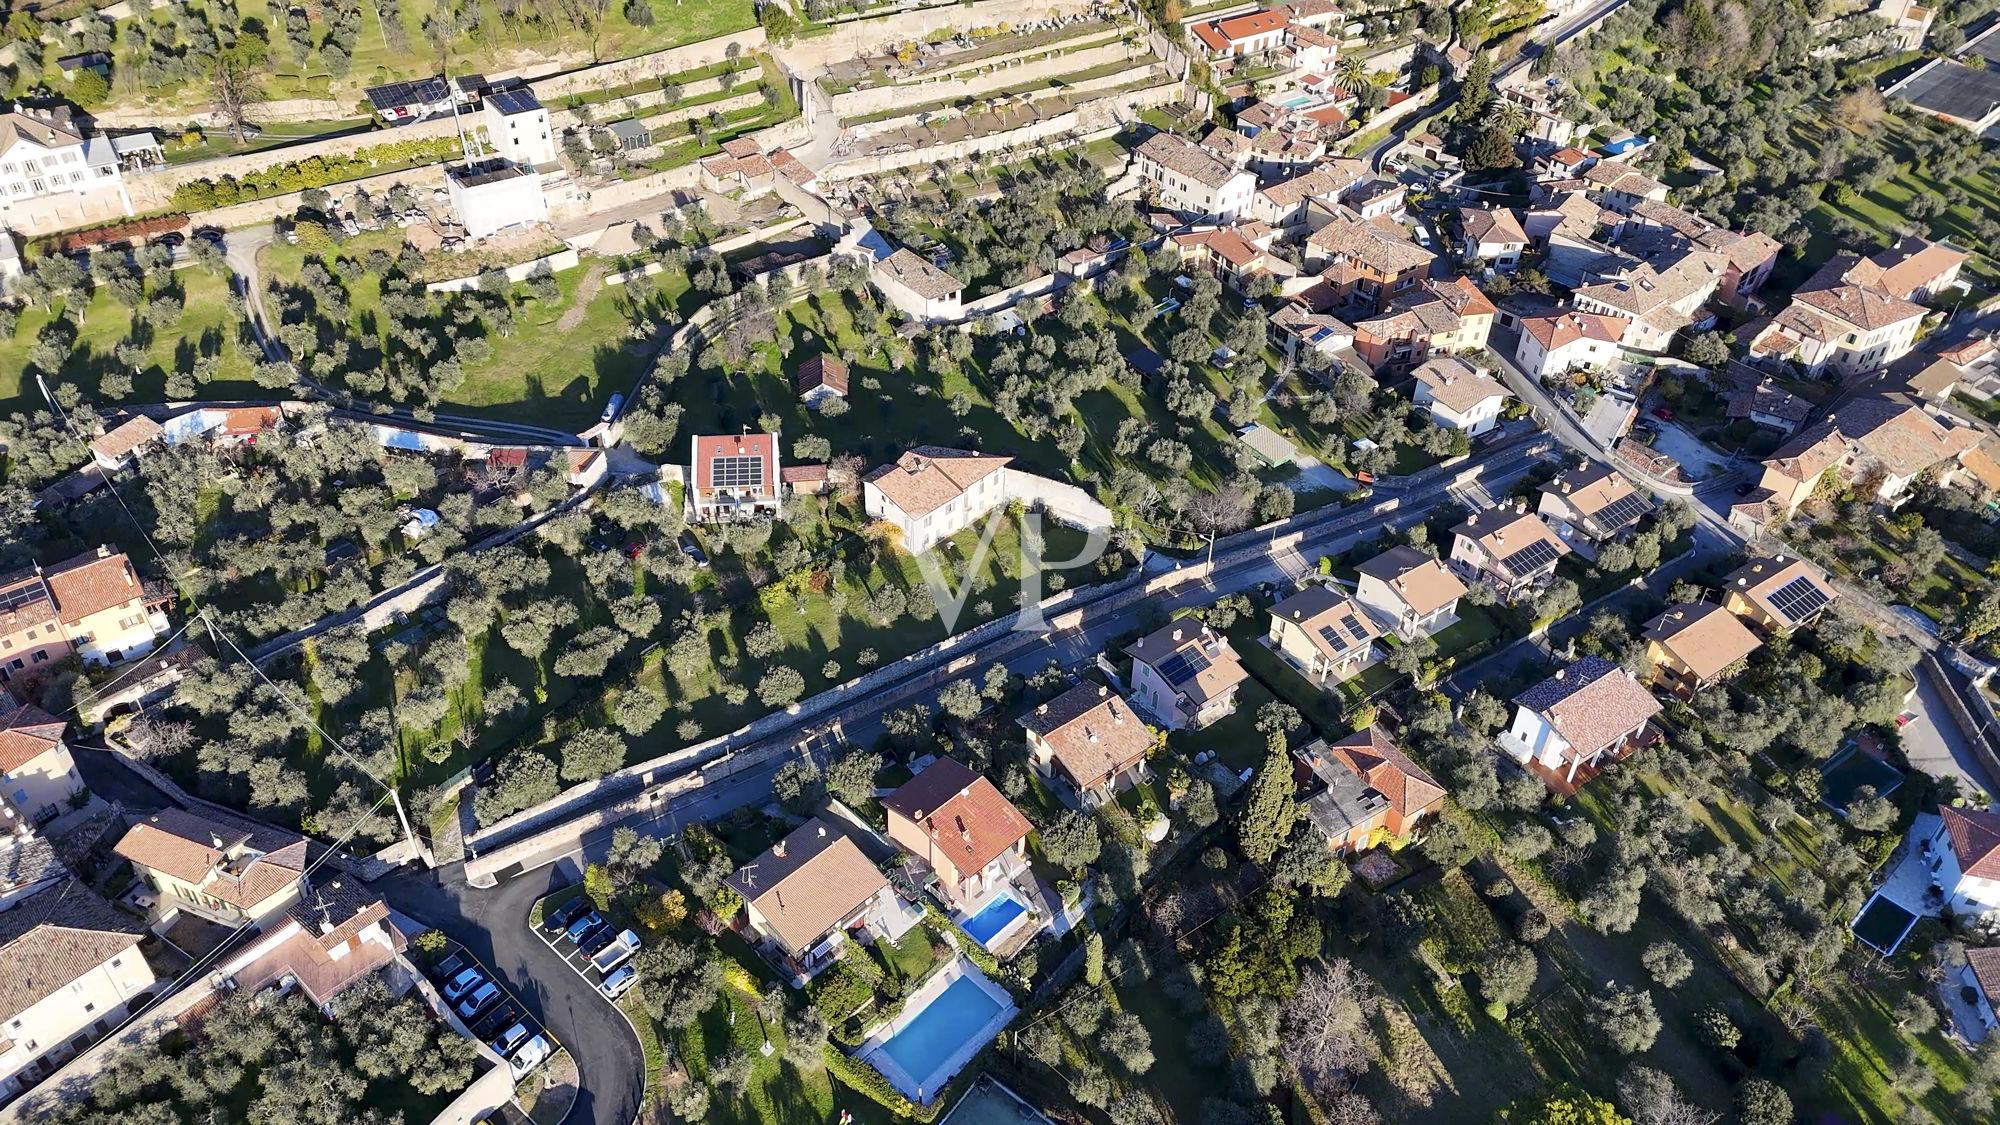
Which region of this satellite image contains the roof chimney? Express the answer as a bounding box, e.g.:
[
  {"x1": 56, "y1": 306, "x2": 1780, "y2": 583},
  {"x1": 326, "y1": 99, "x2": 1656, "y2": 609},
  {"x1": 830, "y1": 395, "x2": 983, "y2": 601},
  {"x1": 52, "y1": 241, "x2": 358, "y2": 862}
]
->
[
  {"x1": 1098, "y1": 685, "x2": 1108, "y2": 697},
  {"x1": 1171, "y1": 627, "x2": 1184, "y2": 642},
  {"x1": 1554, "y1": 667, "x2": 1566, "y2": 680},
  {"x1": 816, "y1": 825, "x2": 826, "y2": 838},
  {"x1": 773, "y1": 839, "x2": 787, "y2": 858}
]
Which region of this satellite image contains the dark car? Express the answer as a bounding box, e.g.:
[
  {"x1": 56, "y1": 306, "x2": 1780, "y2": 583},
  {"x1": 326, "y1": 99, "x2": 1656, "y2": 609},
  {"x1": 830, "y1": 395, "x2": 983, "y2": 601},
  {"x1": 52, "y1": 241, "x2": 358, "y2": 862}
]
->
[
  {"x1": 152, "y1": 231, "x2": 185, "y2": 248},
  {"x1": 1734, "y1": 481, "x2": 1756, "y2": 496},
  {"x1": 622, "y1": 539, "x2": 647, "y2": 560},
  {"x1": 543, "y1": 896, "x2": 591, "y2": 934},
  {"x1": 678, "y1": 531, "x2": 708, "y2": 568},
  {"x1": 475, "y1": 1003, "x2": 521, "y2": 1040},
  {"x1": 580, "y1": 926, "x2": 620, "y2": 958},
  {"x1": 431, "y1": 953, "x2": 466, "y2": 983},
  {"x1": 564, "y1": 911, "x2": 604, "y2": 945},
  {"x1": 1651, "y1": 406, "x2": 1674, "y2": 421},
  {"x1": 193, "y1": 226, "x2": 225, "y2": 245}
]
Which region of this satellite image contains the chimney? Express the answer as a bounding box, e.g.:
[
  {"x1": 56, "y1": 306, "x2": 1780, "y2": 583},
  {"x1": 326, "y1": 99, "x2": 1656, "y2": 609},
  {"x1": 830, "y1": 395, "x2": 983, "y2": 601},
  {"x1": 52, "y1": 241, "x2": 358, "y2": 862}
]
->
[
  {"x1": 773, "y1": 839, "x2": 787, "y2": 858},
  {"x1": 97, "y1": 545, "x2": 110, "y2": 558},
  {"x1": 1037, "y1": 703, "x2": 1049, "y2": 716},
  {"x1": 1098, "y1": 685, "x2": 1108, "y2": 697},
  {"x1": 1554, "y1": 667, "x2": 1566, "y2": 680},
  {"x1": 1172, "y1": 627, "x2": 1184, "y2": 642},
  {"x1": 1085, "y1": 726, "x2": 1099, "y2": 743},
  {"x1": 1292, "y1": 608, "x2": 1302, "y2": 619},
  {"x1": 816, "y1": 825, "x2": 826, "y2": 839}
]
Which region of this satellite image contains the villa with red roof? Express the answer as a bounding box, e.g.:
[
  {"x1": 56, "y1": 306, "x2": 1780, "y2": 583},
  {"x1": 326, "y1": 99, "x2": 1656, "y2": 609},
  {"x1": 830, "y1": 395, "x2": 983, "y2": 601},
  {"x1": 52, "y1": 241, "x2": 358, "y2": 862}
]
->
[
  {"x1": 1294, "y1": 728, "x2": 1445, "y2": 853},
  {"x1": 688, "y1": 433, "x2": 782, "y2": 522},
  {"x1": 0, "y1": 694, "x2": 82, "y2": 826},
  {"x1": 882, "y1": 757, "x2": 1033, "y2": 912},
  {"x1": 1930, "y1": 806, "x2": 2000, "y2": 917}
]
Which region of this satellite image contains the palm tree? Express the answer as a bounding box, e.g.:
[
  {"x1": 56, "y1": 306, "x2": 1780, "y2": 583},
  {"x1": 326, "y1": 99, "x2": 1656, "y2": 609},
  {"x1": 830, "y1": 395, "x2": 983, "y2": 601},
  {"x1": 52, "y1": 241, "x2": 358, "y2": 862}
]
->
[{"x1": 1336, "y1": 54, "x2": 1367, "y2": 92}]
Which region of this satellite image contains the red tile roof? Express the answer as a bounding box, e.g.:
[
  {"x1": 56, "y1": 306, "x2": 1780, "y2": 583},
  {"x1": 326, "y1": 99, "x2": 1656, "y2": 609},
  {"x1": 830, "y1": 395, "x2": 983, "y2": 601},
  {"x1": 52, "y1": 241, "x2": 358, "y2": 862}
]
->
[
  {"x1": 0, "y1": 700, "x2": 65, "y2": 773},
  {"x1": 41, "y1": 548, "x2": 144, "y2": 625},
  {"x1": 1324, "y1": 726, "x2": 1444, "y2": 818},
  {"x1": 882, "y1": 757, "x2": 1032, "y2": 878},
  {"x1": 1944, "y1": 805, "x2": 2000, "y2": 880},
  {"x1": 691, "y1": 433, "x2": 779, "y2": 494},
  {"x1": 797, "y1": 354, "x2": 849, "y2": 396}
]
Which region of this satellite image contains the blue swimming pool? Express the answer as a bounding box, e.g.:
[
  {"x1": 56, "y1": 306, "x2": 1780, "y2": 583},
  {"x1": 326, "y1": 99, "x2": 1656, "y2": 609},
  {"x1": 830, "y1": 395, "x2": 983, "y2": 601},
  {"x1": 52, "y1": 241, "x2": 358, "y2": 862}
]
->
[
  {"x1": 878, "y1": 976, "x2": 1005, "y2": 1091},
  {"x1": 960, "y1": 894, "x2": 1027, "y2": 947}
]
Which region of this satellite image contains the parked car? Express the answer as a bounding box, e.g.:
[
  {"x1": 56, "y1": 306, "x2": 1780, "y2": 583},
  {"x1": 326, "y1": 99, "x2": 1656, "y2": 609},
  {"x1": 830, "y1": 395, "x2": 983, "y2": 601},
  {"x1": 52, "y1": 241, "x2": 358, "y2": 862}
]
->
[
  {"x1": 508, "y1": 1035, "x2": 552, "y2": 1079},
  {"x1": 590, "y1": 929, "x2": 642, "y2": 974},
  {"x1": 580, "y1": 926, "x2": 620, "y2": 958},
  {"x1": 601, "y1": 393, "x2": 625, "y2": 424},
  {"x1": 621, "y1": 539, "x2": 647, "y2": 560},
  {"x1": 432, "y1": 953, "x2": 467, "y2": 983},
  {"x1": 544, "y1": 897, "x2": 590, "y2": 934},
  {"x1": 456, "y1": 982, "x2": 501, "y2": 1020},
  {"x1": 1651, "y1": 406, "x2": 1674, "y2": 421},
  {"x1": 193, "y1": 227, "x2": 225, "y2": 247},
  {"x1": 564, "y1": 911, "x2": 603, "y2": 944},
  {"x1": 442, "y1": 968, "x2": 484, "y2": 1001},
  {"x1": 152, "y1": 231, "x2": 185, "y2": 249},
  {"x1": 1734, "y1": 481, "x2": 1756, "y2": 496},
  {"x1": 678, "y1": 531, "x2": 708, "y2": 568},
  {"x1": 599, "y1": 965, "x2": 638, "y2": 1000},
  {"x1": 475, "y1": 1003, "x2": 521, "y2": 1040},
  {"x1": 491, "y1": 1023, "x2": 532, "y2": 1057}
]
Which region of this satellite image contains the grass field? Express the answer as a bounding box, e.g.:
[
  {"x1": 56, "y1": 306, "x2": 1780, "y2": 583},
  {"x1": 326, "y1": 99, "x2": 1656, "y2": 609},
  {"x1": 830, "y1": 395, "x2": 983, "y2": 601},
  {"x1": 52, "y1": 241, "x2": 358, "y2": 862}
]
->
[{"x1": 0, "y1": 266, "x2": 259, "y2": 417}]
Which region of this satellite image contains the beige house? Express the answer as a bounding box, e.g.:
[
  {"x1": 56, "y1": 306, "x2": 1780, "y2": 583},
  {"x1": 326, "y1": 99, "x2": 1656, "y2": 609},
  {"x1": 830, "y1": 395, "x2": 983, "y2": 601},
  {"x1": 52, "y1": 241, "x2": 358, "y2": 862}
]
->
[
  {"x1": 1353, "y1": 546, "x2": 1466, "y2": 640},
  {"x1": 0, "y1": 698, "x2": 83, "y2": 828},
  {"x1": 0, "y1": 547, "x2": 171, "y2": 686},
  {"x1": 863, "y1": 448, "x2": 1013, "y2": 555},
  {"x1": 882, "y1": 757, "x2": 1032, "y2": 912},
  {"x1": 1125, "y1": 620, "x2": 1248, "y2": 731},
  {"x1": 1410, "y1": 357, "x2": 1510, "y2": 436},
  {"x1": 1722, "y1": 555, "x2": 1836, "y2": 634},
  {"x1": 219, "y1": 882, "x2": 406, "y2": 1012},
  {"x1": 726, "y1": 818, "x2": 895, "y2": 984},
  {"x1": 0, "y1": 880, "x2": 154, "y2": 1106},
  {"x1": 114, "y1": 808, "x2": 308, "y2": 927},
  {"x1": 1536, "y1": 461, "x2": 1652, "y2": 561},
  {"x1": 87, "y1": 415, "x2": 164, "y2": 473},
  {"x1": 1738, "y1": 395, "x2": 1980, "y2": 525},
  {"x1": 871, "y1": 248, "x2": 964, "y2": 322},
  {"x1": 1449, "y1": 506, "x2": 1571, "y2": 603},
  {"x1": 1020, "y1": 683, "x2": 1157, "y2": 808},
  {"x1": 1266, "y1": 584, "x2": 1382, "y2": 686},
  {"x1": 1642, "y1": 602, "x2": 1763, "y2": 697},
  {"x1": 1748, "y1": 255, "x2": 1929, "y2": 379}
]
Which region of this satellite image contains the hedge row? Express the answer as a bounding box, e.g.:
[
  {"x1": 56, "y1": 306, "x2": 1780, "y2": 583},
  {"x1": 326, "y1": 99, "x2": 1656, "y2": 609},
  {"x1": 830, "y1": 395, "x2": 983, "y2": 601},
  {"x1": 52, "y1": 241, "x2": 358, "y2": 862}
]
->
[{"x1": 169, "y1": 135, "x2": 464, "y2": 210}]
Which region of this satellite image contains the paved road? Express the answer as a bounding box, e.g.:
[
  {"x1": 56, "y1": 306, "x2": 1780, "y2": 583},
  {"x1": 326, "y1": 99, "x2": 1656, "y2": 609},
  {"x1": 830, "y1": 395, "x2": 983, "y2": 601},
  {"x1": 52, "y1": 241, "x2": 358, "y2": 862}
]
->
[{"x1": 1904, "y1": 666, "x2": 1999, "y2": 797}]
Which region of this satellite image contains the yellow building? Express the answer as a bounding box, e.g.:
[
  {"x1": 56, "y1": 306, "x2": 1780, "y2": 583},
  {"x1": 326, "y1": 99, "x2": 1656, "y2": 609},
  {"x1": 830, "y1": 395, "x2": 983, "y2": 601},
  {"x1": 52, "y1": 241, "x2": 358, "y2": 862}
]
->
[
  {"x1": 1722, "y1": 556, "x2": 1837, "y2": 635},
  {"x1": 0, "y1": 698, "x2": 83, "y2": 827},
  {"x1": 114, "y1": 809, "x2": 307, "y2": 927},
  {"x1": 1641, "y1": 603, "x2": 1763, "y2": 698}
]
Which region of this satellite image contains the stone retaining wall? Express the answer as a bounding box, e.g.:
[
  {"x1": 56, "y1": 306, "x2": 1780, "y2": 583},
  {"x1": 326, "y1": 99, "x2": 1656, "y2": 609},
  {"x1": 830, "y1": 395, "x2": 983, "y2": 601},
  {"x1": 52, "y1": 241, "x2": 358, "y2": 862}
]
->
[
  {"x1": 527, "y1": 29, "x2": 770, "y2": 101},
  {"x1": 827, "y1": 39, "x2": 1138, "y2": 119},
  {"x1": 777, "y1": 0, "x2": 1106, "y2": 68}
]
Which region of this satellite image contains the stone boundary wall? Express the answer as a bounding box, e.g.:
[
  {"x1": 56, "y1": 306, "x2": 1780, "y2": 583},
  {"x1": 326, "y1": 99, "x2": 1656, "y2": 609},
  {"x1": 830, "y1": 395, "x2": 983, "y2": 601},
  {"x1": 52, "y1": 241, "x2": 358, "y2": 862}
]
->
[
  {"x1": 827, "y1": 39, "x2": 1139, "y2": 118},
  {"x1": 426, "y1": 248, "x2": 580, "y2": 292},
  {"x1": 777, "y1": 0, "x2": 1107, "y2": 69},
  {"x1": 131, "y1": 162, "x2": 451, "y2": 227},
  {"x1": 851, "y1": 60, "x2": 1159, "y2": 136},
  {"x1": 526, "y1": 28, "x2": 770, "y2": 101}
]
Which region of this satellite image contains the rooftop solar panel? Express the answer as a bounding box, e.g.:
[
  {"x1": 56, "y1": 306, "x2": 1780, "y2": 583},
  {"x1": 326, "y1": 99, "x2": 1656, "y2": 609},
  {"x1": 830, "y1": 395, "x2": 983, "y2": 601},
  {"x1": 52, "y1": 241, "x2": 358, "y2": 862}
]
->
[
  {"x1": 1340, "y1": 613, "x2": 1369, "y2": 643},
  {"x1": 709, "y1": 454, "x2": 766, "y2": 490},
  {"x1": 1766, "y1": 576, "x2": 1829, "y2": 625},
  {"x1": 1500, "y1": 538, "x2": 1561, "y2": 577},
  {"x1": 1593, "y1": 492, "x2": 1650, "y2": 533},
  {"x1": 0, "y1": 577, "x2": 48, "y2": 614},
  {"x1": 489, "y1": 88, "x2": 542, "y2": 115},
  {"x1": 1156, "y1": 647, "x2": 1211, "y2": 686}
]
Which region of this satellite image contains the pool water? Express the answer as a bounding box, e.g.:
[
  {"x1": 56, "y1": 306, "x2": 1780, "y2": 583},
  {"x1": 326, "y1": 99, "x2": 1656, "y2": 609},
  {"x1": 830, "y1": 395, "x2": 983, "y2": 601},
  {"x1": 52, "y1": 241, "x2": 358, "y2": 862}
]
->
[
  {"x1": 960, "y1": 894, "x2": 1027, "y2": 946},
  {"x1": 878, "y1": 976, "x2": 1005, "y2": 1090}
]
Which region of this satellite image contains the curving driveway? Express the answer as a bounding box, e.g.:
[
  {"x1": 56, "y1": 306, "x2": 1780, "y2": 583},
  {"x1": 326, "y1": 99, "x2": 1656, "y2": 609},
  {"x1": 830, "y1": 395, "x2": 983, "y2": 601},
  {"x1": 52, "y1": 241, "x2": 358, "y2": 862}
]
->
[{"x1": 377, "y1": 863, "x2": 644, "y2": 1125}]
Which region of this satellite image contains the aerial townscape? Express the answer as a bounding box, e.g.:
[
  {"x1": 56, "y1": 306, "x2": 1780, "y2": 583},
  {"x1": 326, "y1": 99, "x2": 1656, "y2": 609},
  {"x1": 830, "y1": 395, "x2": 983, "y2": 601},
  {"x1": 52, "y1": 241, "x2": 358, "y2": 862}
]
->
[{"x1": 13, "y1": 0, "x2": 2000, "y2": 1123}]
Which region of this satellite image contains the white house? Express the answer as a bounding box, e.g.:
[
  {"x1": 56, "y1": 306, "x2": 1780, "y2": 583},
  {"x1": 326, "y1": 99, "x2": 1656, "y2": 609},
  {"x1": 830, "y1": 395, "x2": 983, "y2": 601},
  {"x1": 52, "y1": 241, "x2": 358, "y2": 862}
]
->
[
  {"x1": 1749, "y1": 256, "x2": 1928, "y2": 380},
  {"x1": 1353, "y1": 545, "x2": 1466, "y2": 641},
  {"x1": 1125, "y1": 620, "x2": 1248, "y2": 732},
  {"x1": 1929, "y1": 806, "x2": 2000, "y2": 917},
  {"x1": 483, "y1": 86, "x2": 556, "y2": 167},
  {"x1": 1133, "y1": 133, "x2": 1259, "y2": 222},
  {"x1": 1411, "y1": 356, "x2": 1509, "y2": 435},
  {"x1": 0, "y1": 880, "x2": 155, "y2": 1107},
  {"x1": 724, "y1": 818, "x2": 904, "y2": 985},
  {"x1": 871, "y1": 248, "x2": 964, "y2": 322},
  {"x1": 1458, "y1": 207, "x2": 1529, "y2": 270},
  {"x1": 445, "y1": 161, "x2": 548, "y2": 240},
  {"x1": 1499, "y1": 655, "x2": 1662, "y2": 792},
  {"x1": 0, "y1": 103, "x2": 136, "y2": 234},
  {"x1": 1513, "y1": 310, "x2": 1628, "y2": 380},
  {"x1": 863, "y1": 447, "x2": 1013, "y2": 555},
  {"x1": 689, "y1": 433, "x2": 782, "y2": 522},
  {"x1": 1535, "y1": 460, "x2": 1651, "y2": 561}
]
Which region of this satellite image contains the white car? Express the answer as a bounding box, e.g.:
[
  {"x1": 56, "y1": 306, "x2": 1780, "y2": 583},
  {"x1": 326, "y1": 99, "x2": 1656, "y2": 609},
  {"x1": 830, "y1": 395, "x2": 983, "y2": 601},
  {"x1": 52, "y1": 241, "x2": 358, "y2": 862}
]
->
[
  {"x1": 491, "y1": 1022, "x2": 532, "y2": 1056},
  {"x1": 508, "y1": 1035, "x2": 552, "y2": 1079},
  {"x1": 442, "y1": 968, "x2": 484, "y2": 1002},
  {"x1": 598, "y1": 965, "x2": 637, "y2": 1000}
]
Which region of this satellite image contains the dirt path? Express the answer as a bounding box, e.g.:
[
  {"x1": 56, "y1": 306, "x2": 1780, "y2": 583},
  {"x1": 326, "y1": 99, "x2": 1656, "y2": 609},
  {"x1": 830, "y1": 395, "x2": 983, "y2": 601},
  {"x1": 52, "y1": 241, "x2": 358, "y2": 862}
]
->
[{"x1": 558, "y1": 264, "x2": 609, "y2": 331}]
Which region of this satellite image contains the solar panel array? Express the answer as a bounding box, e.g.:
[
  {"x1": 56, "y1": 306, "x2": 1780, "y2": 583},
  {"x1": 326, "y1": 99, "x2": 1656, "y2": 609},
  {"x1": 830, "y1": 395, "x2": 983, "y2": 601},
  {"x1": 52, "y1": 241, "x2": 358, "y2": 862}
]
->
[
  {"x1": 1316, "y1": 611, "x2": 1374, "y2": 654},
  {"x1": 365, "y1": 77, "x2": 450, "y2": 112},
  {"x1": 0, "y1": 579, "x2": 47, "y2": 615},
  {"x1": 710, "y1": 455, "x2": 767, "y2": 490},
  {"x1": 1500, "y1": 539, "x2": 1561, "y2": 576},
  {"x1": 488, "y1": 87, "x2": 542, "y2": 116},
  {"x1": 1593, "y1": 492, "x2": 1650, "y2": 533},
  {"x1": 1156, "y1": 646, "x2": 1211, "y2": 686},
  {"x1": 1766, "y1": 576, "x2": 1829, "y2": 625}
]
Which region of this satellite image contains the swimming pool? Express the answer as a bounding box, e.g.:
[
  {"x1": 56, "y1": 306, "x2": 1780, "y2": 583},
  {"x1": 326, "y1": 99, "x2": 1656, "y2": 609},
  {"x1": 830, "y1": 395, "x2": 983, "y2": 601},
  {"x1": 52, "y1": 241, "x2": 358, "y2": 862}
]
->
[
  {"x1": 1272, "y1": 93, "x2": 1314, "y2": 108},
  {"x1": 876, "y1": 975, "x2": 1006, "y2": 1095},
  {"x1": 960, "y1": 893, "x2": 1028, "y2": 947}
]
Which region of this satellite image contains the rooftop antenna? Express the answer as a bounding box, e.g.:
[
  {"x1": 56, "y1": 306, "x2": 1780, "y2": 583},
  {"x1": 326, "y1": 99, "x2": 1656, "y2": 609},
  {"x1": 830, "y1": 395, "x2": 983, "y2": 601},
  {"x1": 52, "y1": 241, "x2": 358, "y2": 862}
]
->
[{"x1": 739, "y1": 862, "x2": 758, "y2": 889}]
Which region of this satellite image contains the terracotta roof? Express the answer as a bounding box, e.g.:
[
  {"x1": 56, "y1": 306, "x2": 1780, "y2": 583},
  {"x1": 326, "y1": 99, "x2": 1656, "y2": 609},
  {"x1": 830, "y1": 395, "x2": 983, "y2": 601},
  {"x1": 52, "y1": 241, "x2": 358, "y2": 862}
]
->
[
  {"x1": 1867, "y1": 236, "x2": 1966, "y2": 300},
  {"x1": 1198, "y1": 9, "x2": 1287, "y2": 49},
  {"x1": 1453, "y1": 507, "x2": 1570, "y2": 579},
  {"x1": 0, "y1": 880, "x2": 144, "y2": 1024},
  {"x1": 1355, "y1": 545, "x2": 1465, "y2": 616},
  {"x1": 781, "y1": 464, "x2": 828, "y2": 484},
  {"x1": 89, "y1": 416, "x2": 163, "y2": 460},
  {"x1": 1940, "y1": 336, "x2": 1995, "y2": 366},
  {"x1": 1582, "y1": 158, "x2": 1665, "y2": 198},
  {"x1": 1514, "y1": 655, "x2": 1662, "y2": 756},
  {"x1": 882, "y1": 757, "x2": 1031, "y2": 878},
  {"x1": 769, "y1": 148, "x2": 814, "y2": 186},
  {"x1": 1728, "y1": 381, "x2": 1813, "y2": 424},
  {"x1": 1643, "y1": 602, "x2": 1763, "y2": 681},
  {"x1": 1724, "y1": 555, "x2": 1833, "y2": 627},
  {"x1": 797, "y1": 354, "x2": 849, "y2": 396},
  {"x1": 1790, "y1": 255, "x2": 1927, "y2": 332},
  {"x1": 566, "y1": 449, "x2": 601, "y2": 477},
  {"x1": 1136, "y1": 132, "x2": 1249, "y2": 192},
  {"x1": 226, "y1": 898, "x2": 402, "y2": 1006},
  {"x1": 215, "y1": 407, "x2": 280, "y2": 436},
  {"x1": 1804, "y1": 396, "x2": 1977, "y2": 478},
  {"x1": 114, "y1": 808, "x2": 307, "y2": 912},
  {"x1": 1270, "y1": 584, "x2": 1380, "y2": 662},
  {"x1": 0, "y1": 570, "x2": 56, "y2": 633},
  {"x1": 42, "y1": 548, "x2": 145, "y2": 626},
  {"x1": 1961, "y1": 442, "x2": 2000, "y2": 493},
  {"x1": 1413, "y1": 356, "x2": 1508, "y2": 414},
  {"x1": 1175, "y1": 228, "x2": 1264, "y2": 269},
  {"x1": 1020, "y1": 683, "x2": 1156, "y2": 790},
  {"x1": 1573, "y1": 251, "x2": 1725, "y2": 317},
  {"x1": 876, "y1": 248, "x2": 963, "y2": 301},
  {"x1": 0, "y1": 699, "x2": 66, "y2": 773},
  {"x1": 1324, "y1": 726, "x2": 1443, "y2": 818},
  {"x1": 1944, "y1": 805, "x2": 2000, "y2": 881},
  {"x1": 1966, "y1": 946, "x2": 2000, "y2": 1003},
  {"x1": 1461, "y1": 207, "x2": 1528, "y2": 246},
  {"x1": 1306, "y1": 213, "x2": 1435, "y2": 276},
  {"x1": 725, "y1": 818, "x2": 888, "y2": 953},
  {"x1": 1541, "y1": 461, "x2": 1649, "y2": 533},
  {"x1": 1519, "y1": 309, "x2": 1627, "y2": 352},
  {"x1": 1126, "y1": 619, "x2": 1249, "y2": 708},
  {"x1": 863, "y1": 447, "x2": 1012, "y2": 519},
  {"x1": 1286, "y1": 23, "x2": 1337, "y2": 47},
  {"x1": 690, "y1": 432, "x2": 779, "y2": 495}
]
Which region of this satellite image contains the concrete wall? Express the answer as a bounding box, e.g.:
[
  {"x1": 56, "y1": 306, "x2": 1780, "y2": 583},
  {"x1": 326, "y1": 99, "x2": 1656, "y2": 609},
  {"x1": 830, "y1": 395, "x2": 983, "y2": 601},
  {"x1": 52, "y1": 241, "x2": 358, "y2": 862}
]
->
[
  {"x1": 527, "y1": 29, "x2": 770, "y2": 102},
  {"x1": 851, "y1": 59, "x2": 1159, "y2": 135},
  {"x1": 152, "y1": 163, "x2": 451, "y2": 230},
  {"x1": 426, "y1": 248, "x2": 581, "y2": 292},
  {"x1": 777, "y1": 0, "x2": 1106, "y2": 68},
  {"x1": 123, "y1": 116, "x2": 466, "y2": 209},
  {"x1": 818, "y1": 83, "x2": 1176, "y2": 180},
  {"x1": 826, "y1": 39, "x2": 1138, "y2": 119}
]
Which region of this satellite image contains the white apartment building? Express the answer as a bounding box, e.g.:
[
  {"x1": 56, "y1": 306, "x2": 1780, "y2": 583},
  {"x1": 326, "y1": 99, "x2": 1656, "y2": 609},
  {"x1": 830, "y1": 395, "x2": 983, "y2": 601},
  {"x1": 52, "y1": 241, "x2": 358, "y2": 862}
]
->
[
  {"x1": 1133, "y1": 133, "x2": 1258, "y2": 222},
  {"x1": 0, "y1": 880, "x2": 155, "y2": 1107},
  {"x1": 0, "y1": 104, "x2": 136, "y2": 234},
  {"x1": 863, "y1": 448, "x2": 1014, "y2": 555},
  {"x1": 483, "y1": 87, "x2": 557, "y2": 167}
]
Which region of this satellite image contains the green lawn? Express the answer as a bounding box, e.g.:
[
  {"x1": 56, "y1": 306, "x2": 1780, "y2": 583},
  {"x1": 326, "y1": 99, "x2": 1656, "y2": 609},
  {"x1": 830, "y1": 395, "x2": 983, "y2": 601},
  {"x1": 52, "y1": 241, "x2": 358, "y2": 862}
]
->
[{"x1": 0, "y1": 265, "x2": 258, "y2": 415}]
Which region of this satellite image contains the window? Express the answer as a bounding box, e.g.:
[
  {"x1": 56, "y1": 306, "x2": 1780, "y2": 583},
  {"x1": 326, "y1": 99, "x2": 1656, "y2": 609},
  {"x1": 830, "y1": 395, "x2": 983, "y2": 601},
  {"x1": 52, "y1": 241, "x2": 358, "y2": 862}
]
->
[
  {"x1": 110, "y1": 957, "x2": 121, "y2": 969},
  {"x1": 82, "y1": 1003, "x2": 94, "y2": 1014},
  {"x1": 30, "y1": 652, "x2": 46, "y2": 664}
]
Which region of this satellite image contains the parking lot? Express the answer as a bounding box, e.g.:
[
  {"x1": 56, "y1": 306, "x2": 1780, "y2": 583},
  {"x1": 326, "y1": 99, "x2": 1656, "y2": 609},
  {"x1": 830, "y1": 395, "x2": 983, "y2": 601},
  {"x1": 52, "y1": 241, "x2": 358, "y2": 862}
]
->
[
  {"x1": 423, "y1": 941, "x2": 563, "y2": 1084},
  {"x1": 533, "y1": 886, "x2": 644, "y2": 1005}
]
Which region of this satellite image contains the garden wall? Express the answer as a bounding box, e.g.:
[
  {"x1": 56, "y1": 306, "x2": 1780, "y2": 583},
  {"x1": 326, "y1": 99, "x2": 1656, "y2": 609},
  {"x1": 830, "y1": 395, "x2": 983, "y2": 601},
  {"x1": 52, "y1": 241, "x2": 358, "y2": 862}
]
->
[
  {"x1": 524, "y1": 29, "x2": 771, "y2": 101},
  {"x1": 122, "y1": 117, "x2": 465, "y2": 211},
  {"x1": 826, "y1": 39, "x2": 1140, "y2": 119},
  {"x1": 425, "y1": 248, "x2": 580, "y2": 292},
  {"x1": 777, "y1": 0, "x2": 1105, "y2": 68},
  {"x1": 850, "y1": 60, "x2": 1160, "y2": 136},
  {"x1": 817, "y1": 82, "x2": 1176, "y2": 180}
]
